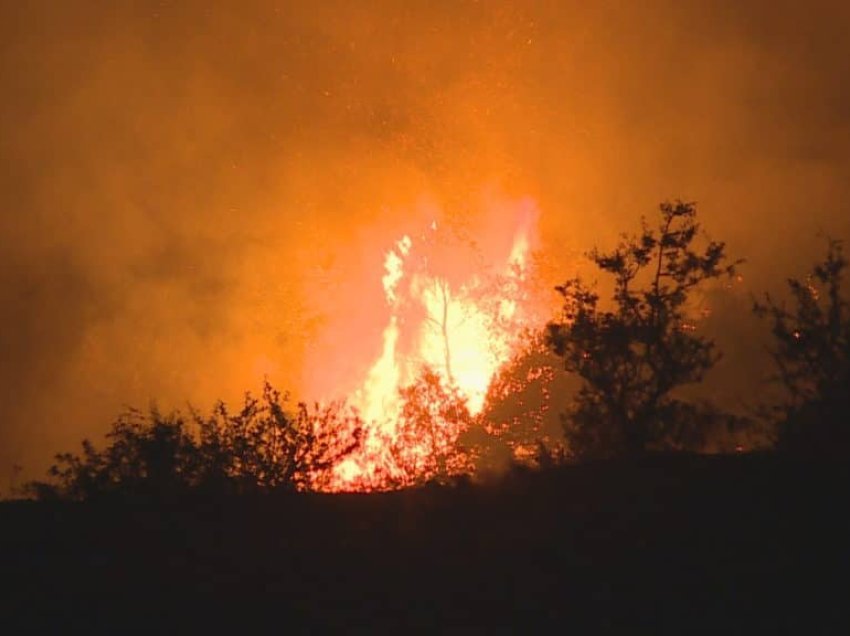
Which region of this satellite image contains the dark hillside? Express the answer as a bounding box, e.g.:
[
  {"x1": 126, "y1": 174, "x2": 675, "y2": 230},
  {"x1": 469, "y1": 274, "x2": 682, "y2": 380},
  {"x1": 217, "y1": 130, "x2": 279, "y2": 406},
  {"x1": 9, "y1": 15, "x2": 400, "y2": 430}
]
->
[{"x1": 2, "y1": 453, "x2": 848, "y2": 633}]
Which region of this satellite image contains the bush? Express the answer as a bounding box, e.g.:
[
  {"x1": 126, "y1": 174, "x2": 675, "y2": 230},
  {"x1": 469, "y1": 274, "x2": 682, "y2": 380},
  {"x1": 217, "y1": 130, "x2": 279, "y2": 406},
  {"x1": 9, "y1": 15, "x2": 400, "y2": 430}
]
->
[
  {"x1": 754, "y1": 239, "x2": 850, "y2": 455},
  {"x1": 30, "y1": 383, "x2": 363, "y2": 500}
]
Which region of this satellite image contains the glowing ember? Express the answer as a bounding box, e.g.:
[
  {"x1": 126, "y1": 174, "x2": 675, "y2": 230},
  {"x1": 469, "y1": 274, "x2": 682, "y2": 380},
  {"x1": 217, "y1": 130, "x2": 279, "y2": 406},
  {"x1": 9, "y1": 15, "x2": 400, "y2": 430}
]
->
[{"x1": 323, "y1": 200, "x2": 545, "y2": 490}]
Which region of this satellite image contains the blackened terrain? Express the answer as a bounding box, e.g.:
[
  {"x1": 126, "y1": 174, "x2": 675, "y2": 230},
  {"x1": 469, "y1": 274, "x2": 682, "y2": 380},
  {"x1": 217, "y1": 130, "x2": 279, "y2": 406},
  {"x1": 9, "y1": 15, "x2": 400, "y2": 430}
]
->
[{"x1": 2, "y1": 453, "x2": 848, "y2": 633}]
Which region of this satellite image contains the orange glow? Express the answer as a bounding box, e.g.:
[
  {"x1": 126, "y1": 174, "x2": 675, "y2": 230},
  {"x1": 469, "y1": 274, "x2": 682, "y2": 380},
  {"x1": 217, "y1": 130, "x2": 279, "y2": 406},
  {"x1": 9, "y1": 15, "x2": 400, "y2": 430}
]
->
[{"x1": 323, "y1": 198, "x2": 547, "y2": 490}]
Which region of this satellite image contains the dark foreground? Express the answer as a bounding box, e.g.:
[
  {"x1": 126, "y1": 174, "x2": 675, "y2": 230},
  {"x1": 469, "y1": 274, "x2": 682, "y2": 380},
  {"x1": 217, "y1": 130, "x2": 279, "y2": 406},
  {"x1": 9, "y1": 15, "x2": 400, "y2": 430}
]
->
[{"x1": 2, "y1": 454, "x2": 848, "y2": 634}]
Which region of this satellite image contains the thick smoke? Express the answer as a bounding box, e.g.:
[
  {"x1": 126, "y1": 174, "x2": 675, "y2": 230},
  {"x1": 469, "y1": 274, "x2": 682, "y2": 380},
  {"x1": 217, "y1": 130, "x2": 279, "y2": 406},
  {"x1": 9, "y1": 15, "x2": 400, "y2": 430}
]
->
[{"x1": 1, "y1": 0, "x2": 849, "y2": 488}]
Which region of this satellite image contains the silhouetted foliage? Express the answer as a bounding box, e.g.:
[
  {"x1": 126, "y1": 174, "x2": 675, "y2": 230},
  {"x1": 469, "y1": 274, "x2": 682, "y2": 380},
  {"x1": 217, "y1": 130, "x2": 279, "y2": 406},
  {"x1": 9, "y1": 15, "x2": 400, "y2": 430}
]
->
[
  {"x1": 31, "y1": 410, "x2": 200, "y2": 501},
  {"x1": 754, "y1": 239, "x2": 850, "y2": 455},
  {"x1": 547, "y1": 201, "x2": 740, "y2": 458},
  {"x1": 30, "y1": 382, "x2": 362, "y2": 500},
  {"x1": 471, "y1": 330, "x2": 572, "y2": 471},
  {"x1": 195, "y1": 384, "x2": 363, "y2": 492},
  {"x1": 390, "y1": 367, "x2": 474, "y2": 486}
]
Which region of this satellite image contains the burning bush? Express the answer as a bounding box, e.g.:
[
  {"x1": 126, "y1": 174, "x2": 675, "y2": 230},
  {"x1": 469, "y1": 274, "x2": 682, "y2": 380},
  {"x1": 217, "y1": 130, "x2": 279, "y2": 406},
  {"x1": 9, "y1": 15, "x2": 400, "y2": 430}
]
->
[
  {"x1": 389, "y1": 367, "x2": 476, "y2": 486},
  {"x1": 321, "y1": 201, "x2": 556, "y2": 489}
]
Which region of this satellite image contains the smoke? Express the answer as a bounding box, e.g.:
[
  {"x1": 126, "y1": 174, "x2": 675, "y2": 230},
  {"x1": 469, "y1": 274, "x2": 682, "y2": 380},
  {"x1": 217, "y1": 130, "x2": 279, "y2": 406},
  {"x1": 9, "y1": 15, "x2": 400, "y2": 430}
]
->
[{"x1": 1, "y1": 0, "x2": 849, "y2": 487}]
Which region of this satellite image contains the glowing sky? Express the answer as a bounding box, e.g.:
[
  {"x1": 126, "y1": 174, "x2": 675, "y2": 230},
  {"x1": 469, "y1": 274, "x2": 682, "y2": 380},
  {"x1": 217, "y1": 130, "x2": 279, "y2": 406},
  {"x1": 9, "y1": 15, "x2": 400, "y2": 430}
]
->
[{"x1": 1, "y1": 1, "x2": 849, "y2": 489}]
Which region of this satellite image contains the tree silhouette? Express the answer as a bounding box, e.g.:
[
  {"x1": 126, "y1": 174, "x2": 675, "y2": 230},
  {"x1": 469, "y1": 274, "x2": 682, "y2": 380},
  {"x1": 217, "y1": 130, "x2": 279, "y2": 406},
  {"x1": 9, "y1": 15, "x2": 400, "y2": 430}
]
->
[
  {"x1": 547, "y1": 201, "x2": 739, "y2": 458},
  {"x1": 754, "y1": 239, "x2": 850, "y2": 455},
  {"x1": 31, "y1": 382, "x2": 363, "y2": 500}
]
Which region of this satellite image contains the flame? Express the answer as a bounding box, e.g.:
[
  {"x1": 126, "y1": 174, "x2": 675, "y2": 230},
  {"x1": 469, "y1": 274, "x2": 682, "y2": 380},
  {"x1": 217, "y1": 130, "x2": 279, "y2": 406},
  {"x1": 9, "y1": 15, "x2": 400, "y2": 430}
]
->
[{"x1": 324, "y1": 199, "x2": 545, "y2": 490}]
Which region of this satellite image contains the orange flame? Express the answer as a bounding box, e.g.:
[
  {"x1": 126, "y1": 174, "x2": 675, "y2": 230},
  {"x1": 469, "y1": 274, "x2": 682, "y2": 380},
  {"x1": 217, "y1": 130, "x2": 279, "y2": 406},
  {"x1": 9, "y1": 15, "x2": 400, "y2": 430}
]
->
[{"x1": 324, "y1": 199, "x2": 545, "y2": 490}]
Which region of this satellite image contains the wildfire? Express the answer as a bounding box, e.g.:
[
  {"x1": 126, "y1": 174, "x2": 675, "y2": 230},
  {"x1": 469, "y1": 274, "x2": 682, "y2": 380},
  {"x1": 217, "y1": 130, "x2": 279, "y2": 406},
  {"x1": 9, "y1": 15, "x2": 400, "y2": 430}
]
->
[{"x1": 324, "y1": 199, "x2": 546, "y2": 490}]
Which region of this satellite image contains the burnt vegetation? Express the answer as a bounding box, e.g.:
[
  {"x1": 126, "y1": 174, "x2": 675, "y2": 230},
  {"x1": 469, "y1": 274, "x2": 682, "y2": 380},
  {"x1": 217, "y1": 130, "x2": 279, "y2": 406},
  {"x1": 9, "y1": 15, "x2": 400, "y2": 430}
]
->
[{"x1": 4, "y1": 202, "x2": 850, "y2": 632}]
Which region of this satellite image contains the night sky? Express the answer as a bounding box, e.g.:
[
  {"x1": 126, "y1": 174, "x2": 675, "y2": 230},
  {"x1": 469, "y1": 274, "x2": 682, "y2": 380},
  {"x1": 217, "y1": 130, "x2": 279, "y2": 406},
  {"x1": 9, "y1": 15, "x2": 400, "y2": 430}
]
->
[{"x1": 2, "y1": 0, "x2": 849, "y2": 488}]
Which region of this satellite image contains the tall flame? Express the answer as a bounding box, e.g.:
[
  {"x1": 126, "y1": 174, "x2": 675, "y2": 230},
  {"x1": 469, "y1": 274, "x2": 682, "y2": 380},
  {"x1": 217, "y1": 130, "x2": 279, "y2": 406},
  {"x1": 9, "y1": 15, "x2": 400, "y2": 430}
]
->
[{"x1": 327, "y1": 199, "x2": 544, "y2": 489}]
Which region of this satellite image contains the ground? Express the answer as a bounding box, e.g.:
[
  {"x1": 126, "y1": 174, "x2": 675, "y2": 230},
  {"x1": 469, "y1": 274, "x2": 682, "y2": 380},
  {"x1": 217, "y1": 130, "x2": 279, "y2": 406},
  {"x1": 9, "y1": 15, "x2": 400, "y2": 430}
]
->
[{"x1": 2, "y1": 453, "x2": 848, "y2": 633}]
